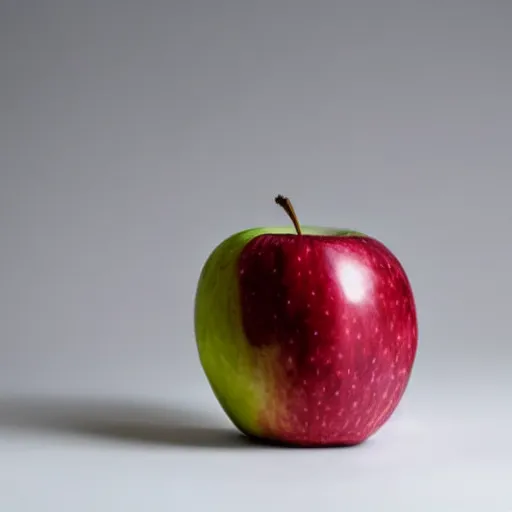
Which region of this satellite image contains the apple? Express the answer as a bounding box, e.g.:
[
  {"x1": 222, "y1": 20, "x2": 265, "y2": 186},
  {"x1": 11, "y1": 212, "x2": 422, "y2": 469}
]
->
[{"x1": 194, "y1": 195, "x2": 418, "y2": 446}]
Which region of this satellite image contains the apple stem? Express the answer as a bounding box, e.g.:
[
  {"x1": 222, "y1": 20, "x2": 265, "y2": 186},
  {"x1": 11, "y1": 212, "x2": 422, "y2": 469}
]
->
[{"x1": 274, "y1": 195, "x2": 302, "y2": 235}]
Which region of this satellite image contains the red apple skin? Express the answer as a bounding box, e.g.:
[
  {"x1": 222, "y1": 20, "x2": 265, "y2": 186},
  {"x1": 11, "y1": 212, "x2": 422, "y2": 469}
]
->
[{"x1": 238, "y1": 233, "x2": 418, "y2": 446}]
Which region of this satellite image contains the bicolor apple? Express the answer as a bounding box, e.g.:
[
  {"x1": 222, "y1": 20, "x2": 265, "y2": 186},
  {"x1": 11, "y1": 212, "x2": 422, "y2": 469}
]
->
[{"x1": 194, "y1": 195, "x2": 418, "y2": 446}]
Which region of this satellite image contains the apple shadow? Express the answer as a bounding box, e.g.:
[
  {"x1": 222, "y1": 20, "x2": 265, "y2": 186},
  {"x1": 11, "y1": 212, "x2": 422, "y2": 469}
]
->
[
  {"x1": 0, "y1": 396, "x2": 372, "y2": 450},
  {"x1": 0, "y1": 396, "x2": 258, "y2": 449}
]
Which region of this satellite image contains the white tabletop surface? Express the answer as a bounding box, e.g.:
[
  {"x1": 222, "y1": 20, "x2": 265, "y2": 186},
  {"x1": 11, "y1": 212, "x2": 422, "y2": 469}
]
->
[{"x1": 1, "y1": 380, "x2": 510, "y2": 512}]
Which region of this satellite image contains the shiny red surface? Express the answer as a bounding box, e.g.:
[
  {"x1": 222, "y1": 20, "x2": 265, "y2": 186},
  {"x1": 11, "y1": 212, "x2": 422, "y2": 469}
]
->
[{"x1": 238, "y1": 234, "x2": 417, "y2": 446}]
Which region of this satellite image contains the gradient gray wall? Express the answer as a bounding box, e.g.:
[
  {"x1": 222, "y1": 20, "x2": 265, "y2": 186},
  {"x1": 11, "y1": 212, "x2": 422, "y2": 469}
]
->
[
  {"x1": 1, "y1": 1, "x2": 511, "y2": 508},
  {"x1": 3, "y1": 0, "x2": 510, "y2": 395}
]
